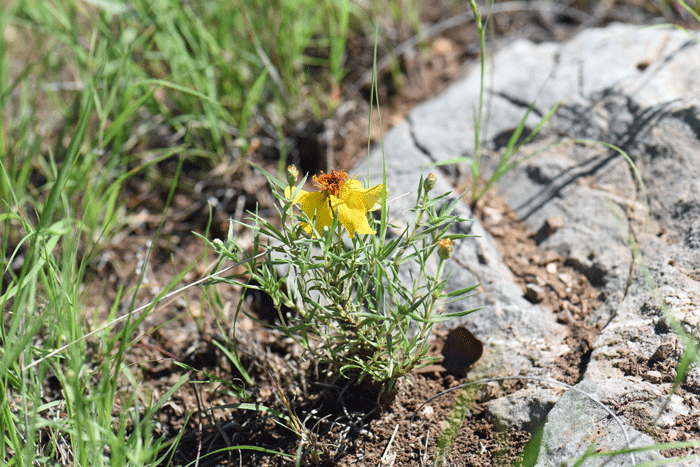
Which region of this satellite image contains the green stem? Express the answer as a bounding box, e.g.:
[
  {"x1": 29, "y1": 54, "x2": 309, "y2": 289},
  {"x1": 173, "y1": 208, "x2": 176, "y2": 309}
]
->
[
  {"x1": 410, "y1": 255, "x2": 447, "y2": 369},
  {"x1": 467, "y1": 0, "x2": 486, "y2": 207},
  {"x1": 393, "y1": 187, "x2": 430, "y2": 269},
  {"x1": 382, "y1": 188, "x2": 432, "y2": 351}
]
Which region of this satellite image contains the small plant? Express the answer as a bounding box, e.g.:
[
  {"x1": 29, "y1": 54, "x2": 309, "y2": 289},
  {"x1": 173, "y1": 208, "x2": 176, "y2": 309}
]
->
[{"x1": 208, "y1": 166, "x2": 480, "y2": 400}]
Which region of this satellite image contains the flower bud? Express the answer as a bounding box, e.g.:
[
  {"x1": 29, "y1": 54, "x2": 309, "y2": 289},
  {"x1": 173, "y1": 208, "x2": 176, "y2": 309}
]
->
[
  {"x1": 212, "y1": 238, "x2": 224, "y2": 252},
  {"x1": 424, "y1": 173, "x2": 437, "y2": 192},
  {"x1": 438, "y1": 238, "x2": 453, "y2": 260},
  {"x1": 287, "y1": 165, "x2": 299, "y2": 187}
]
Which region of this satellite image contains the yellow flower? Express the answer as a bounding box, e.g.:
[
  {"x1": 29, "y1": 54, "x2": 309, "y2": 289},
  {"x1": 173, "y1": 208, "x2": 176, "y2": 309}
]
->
[{"x1": 285, "y1": 169, "x2": 385, "y2": 238}]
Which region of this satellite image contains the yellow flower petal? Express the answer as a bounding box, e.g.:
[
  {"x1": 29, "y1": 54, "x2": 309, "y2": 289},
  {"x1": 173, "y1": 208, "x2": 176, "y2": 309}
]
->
[
  {"x1": 284, "y1": 186, "x2": 307, "y2": 203},
  {"x1": 336, "y1": 203, "x2": 375, "y2": 237},
  {"x1": 334, "y1": 180, "x2": 386, "y2": 238},
  {"x1": 297, "y1": 191, "x2": 334, "y2": 235},
  {"x1": 286, "y1": 174, "x2": 387, "y2": 238}
]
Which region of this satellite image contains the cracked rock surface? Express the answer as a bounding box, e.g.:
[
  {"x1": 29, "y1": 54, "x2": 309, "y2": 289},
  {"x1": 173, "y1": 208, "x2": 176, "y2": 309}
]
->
[{"x1": 356, "y1": 23, "x2": 700, "y2": 465}]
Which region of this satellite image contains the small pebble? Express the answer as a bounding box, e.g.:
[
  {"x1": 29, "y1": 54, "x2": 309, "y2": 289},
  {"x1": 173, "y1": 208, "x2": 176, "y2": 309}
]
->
[
  {"x1": 543, "y1": 215, "x2": 564, "y2": 235},
  {"x1": 556, "y1": 308, "x2": 572, "y2": 324},
  {"x1": 558, "y1": 272, "x2": 573, "y2": 288},
  {"x1": 651, "y1": 338, "x2": 676, "y2": 362},
  {"x1": 525, "y1": 283, "x2": 546, "y2": 303},
  {"x1": 645, "y1": 370, "x2": 663, "y2": 383},
  {"x1": 683, "y1": 309, "x2": 700, "y2": 327}
]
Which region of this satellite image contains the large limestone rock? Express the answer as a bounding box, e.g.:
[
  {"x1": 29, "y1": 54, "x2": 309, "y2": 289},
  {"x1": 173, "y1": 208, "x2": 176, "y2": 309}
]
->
[{"x1": 357, "y1": 23, "x2": 700, "y2": 465}]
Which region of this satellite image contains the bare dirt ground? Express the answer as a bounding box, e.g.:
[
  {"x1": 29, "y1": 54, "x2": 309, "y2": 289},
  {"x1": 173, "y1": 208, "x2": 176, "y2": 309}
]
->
[{"x1": 77, "y1": 2, "x2": 698, "y2": 465}]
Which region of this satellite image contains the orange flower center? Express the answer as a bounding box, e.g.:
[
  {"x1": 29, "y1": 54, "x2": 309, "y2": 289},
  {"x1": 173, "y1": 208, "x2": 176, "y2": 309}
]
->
[{"x1": 313, "y1": 169, "x2": 349, "y2": 197}]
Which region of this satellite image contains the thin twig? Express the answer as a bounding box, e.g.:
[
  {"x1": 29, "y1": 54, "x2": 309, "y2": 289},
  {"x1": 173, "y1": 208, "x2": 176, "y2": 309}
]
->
[
  {"x1": 421, "y1": 429, "x2": 430, "y2": 467},
  {"x1": 347, "y1": 1, "x2": 592, "y2": 97},
  {"x1": 379, "y1": 424, "x2": 400, "y2": 467},
  {"x1": 25, "y1": 252, "x2": 267, "y2": 370},
  {"x1": 193, "y1": 378, "x2": 203, "y2": 467}
]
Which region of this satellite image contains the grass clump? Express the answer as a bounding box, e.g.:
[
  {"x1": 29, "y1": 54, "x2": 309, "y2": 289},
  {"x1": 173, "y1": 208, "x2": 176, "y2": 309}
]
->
[{"x1": 0, "y1": 93, "x2": 187, "y2": 465}]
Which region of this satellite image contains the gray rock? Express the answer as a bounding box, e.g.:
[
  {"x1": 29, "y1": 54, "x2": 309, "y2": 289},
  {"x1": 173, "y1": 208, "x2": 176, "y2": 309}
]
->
[
  {"x1": 654, "y1": 394, "x2": 690, "y2": 428},
  {"x1": 538, "y1": 380, "x2": 661, "y2": 466},
  {"x1": 483, "y1": 386, "x2": 560, "y2": 433},
  {"x1": 355, "y1": 22, "x2": 700, "y2": 465},
  {"x1": 356, "y1": 121, "x2": 570, "y2": 382}
]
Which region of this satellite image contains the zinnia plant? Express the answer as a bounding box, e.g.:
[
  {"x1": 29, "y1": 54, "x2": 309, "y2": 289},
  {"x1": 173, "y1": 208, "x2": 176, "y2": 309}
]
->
[
  {"x1": 208, "y1": 165, "x2": 479, "y2": 400},
  {"x1": 284, "y1": 168, "x2": 384, "y2": 238}
]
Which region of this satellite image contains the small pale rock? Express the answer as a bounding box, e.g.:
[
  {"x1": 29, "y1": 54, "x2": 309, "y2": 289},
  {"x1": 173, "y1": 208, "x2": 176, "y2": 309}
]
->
[
  {"x1": 645, "y1": 370, "x2": 663, "y2": 384},
  {"x1": 481, "y1": 206, "x2": 503, "y2": 225},
  {"x1": 683, "y1": 309, "x2": 700, "y2": 327},
  {"x1": 558, "y1": 272, "x2": 573, "y2": 288},
  {"x1": 483, "y1": 387, "x2": 560, "y2": 433},
  {"x1": 525, "y1": 283, "x2": 546, "y2": 303},
  {"x1": 655, "y1": 394, "x2": 690, "y2": 427},
  {"x1": 546, "y1": 262, "x2": 558, "y2": 274},
  {"x1": 556, "y1": 307, "x2": 573, "y2": 324},
  {"x1": 543, "y1": 215, "x2": 564, "y2": 235},
  {"x1": 650, "y1": 337, "x2": 677, "y2": 363},
  {"x1": 421, "y1": 405, "x2": 434, "y2": 417}
]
